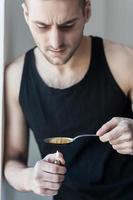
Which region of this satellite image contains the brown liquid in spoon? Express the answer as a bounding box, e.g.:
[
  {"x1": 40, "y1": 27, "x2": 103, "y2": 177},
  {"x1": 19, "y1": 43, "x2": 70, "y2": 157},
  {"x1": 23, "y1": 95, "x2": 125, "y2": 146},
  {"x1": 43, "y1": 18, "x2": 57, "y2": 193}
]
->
[{"x1": 45, "y1": 137, "x2": 72, "y2": 144}]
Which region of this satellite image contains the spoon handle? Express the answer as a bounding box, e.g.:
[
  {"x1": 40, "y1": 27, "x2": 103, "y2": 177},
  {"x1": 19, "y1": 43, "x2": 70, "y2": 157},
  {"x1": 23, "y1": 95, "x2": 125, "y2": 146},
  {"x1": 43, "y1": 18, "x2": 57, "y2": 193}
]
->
[{"x1": 73, "y1": 134, "x2": 98, "y2": 141}]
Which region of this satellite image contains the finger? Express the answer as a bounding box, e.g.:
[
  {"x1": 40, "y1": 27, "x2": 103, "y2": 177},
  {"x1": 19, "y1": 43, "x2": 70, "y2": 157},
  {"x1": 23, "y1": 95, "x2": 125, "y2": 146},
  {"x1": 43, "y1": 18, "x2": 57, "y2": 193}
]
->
[
  {"x1": 35, "y1": 170, "x2": 65, "y2": 183},
  {"x1": 110, "y1": 133, "x2": 132, "y2": 145},
  {"x1": 44, "y1": 152, "x2": 65, "y2": 165},
  {"x1": 36, "y1": 188, "x2": 58, "y2": 196},
  {"x1": 96, "y1": 117, "x2": 121, "y2": 136},
  {"x1": 35, "y1": 160, "x2": 67, "y2": 175},
  {"x1": 99, "y1": 126, "x2": 121, "y2": 142},
  {"x1": 43, "y1": 172, "x2": 65, "y2": 183},
  {"x1": 116, "y1": 149, "x2": 133, "y2": 155},
  {"x1": 112, "y1": 144, "x2": 126, "y2": 150},
  {"x1": 110, "y1": 139, "x2": 124, "y2": 145},
  {"x1": 35, "y1": 180, "x2": 62, "y2": 190},
  {"x1": 112, "y1": 141, "x2": 133, "y2": 151}
]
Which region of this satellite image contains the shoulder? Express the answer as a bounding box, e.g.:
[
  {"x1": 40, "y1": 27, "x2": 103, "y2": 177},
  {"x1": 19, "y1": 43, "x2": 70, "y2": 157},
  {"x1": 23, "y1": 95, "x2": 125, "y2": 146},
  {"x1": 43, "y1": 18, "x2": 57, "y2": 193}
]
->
[
  {"x1": 103, "y1": 39, "x2": 133, "y2": 98},
  {"x1": 5, "y1": 54, "x2": 26, "y2": 102},
  {"x1": 6, "y1": 54, "x2": 25, "y2": 76},
  {"x1": 103, "y1": 39, "x2": 133, "y2": 65}
]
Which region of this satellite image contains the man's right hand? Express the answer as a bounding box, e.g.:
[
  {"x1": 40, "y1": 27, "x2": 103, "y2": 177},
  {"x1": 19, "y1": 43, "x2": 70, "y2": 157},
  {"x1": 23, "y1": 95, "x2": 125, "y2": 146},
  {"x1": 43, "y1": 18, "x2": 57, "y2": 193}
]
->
[{"x1": 30, "y1": 152, "x2": 66, "y2": 196}]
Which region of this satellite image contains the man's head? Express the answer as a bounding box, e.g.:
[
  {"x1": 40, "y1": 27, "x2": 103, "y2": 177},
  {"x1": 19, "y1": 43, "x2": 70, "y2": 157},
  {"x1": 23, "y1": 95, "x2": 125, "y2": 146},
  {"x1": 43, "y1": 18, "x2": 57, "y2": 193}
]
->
[{"x1": 22, "y1": 0, "x2": 91, "y2": 65}]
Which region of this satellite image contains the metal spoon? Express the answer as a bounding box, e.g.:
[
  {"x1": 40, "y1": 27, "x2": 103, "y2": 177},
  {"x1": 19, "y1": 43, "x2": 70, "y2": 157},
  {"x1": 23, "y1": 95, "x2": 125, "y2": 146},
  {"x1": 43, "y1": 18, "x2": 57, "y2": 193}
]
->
[{"x1": 44, "y1": 134, "x2": 98, "y2": 145}]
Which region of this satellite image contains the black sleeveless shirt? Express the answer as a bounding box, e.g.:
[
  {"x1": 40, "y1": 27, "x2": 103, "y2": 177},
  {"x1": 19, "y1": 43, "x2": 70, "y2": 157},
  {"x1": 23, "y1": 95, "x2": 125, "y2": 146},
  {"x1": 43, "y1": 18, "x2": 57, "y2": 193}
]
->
[{"x1": 19, "y1": 36, "x2": 133, "y2": 200}]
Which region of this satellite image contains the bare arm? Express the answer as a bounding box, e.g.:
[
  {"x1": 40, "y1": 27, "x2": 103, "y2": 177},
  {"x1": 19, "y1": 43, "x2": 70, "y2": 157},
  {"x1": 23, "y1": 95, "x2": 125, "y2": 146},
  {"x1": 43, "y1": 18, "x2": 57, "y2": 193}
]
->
[
  {"x1": 97, "y1": 41, "x2": 133, "y2": 155},
  {"x1": 4, "y1": 56, "x2": 66, "y2": 196},
  {"x1": 4, "y1": 56, "x2": 32, "y2": 191}
]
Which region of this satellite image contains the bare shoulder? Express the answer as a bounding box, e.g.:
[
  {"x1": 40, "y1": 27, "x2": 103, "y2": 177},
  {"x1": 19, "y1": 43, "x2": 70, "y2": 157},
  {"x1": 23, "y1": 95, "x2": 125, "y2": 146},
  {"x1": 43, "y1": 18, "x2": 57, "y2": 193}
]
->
[
  {"x1": 5, "y1": 54, "x2": 25, "y2": 101},
  {"x1": 104, "y1": 39, "x2": 133, "y2": 65},
  {"x1": 103, "y1": 39, "x2": 133, "y2": 98},
  {"x1": 6, "y1": 54, "x2": 25, "y2": 80}
]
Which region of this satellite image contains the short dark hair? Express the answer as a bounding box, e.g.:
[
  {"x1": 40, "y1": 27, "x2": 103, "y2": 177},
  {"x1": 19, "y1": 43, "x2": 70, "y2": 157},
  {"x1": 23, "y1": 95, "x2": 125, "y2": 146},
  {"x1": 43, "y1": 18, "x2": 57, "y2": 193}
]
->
[{"x1": 24, "y1": 0, "x2": 86, "y2": 8}]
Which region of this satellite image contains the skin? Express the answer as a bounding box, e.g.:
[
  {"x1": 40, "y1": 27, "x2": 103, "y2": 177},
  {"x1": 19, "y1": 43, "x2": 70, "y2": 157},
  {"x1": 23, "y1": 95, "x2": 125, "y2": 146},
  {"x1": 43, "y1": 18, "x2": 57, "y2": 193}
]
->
[
  {"x1": 4, "y1": 0, "x2": 133, "y2": 197},
  {"x1": 97, "y1": 117, "x2": 133, "y2": 155}
]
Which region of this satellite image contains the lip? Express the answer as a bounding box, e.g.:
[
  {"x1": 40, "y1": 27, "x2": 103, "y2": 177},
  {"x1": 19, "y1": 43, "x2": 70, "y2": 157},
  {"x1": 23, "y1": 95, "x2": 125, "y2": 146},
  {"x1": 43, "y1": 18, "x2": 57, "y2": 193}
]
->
[
  {"x1": 51, "y1": 49, "x2": 64, "y2": 52},
  {"x1": 49, "y1": 49, "x2": 65, "y2": 54}
]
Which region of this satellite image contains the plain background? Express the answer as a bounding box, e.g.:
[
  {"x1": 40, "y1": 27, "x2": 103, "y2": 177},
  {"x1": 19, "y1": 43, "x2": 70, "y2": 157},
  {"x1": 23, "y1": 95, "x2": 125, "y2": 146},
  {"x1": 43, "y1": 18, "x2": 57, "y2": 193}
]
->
[
  {"x1": 0, "y1": 0, "x2": 5, "y2": 200},
  {"x1": 2, "y1": 0, "x2": 133, "y2": 200}
]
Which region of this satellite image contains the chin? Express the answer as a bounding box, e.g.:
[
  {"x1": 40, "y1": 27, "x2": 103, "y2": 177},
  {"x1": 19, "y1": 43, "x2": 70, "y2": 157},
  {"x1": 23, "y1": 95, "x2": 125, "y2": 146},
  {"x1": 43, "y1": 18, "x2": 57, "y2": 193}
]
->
[
  {"x1": 50, "y1": 60, "x2": 67, "y2": 65},
  {"x1": 46, "y1": 56, "x2": 69, "y2": 65}
]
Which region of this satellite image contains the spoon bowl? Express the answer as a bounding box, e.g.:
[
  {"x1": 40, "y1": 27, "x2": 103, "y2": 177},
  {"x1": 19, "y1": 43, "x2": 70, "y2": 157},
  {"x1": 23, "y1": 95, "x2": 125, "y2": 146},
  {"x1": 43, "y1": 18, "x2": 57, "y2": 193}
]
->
[{"x1": 44, "y1": 134, "x2": 98, "y2": 145}]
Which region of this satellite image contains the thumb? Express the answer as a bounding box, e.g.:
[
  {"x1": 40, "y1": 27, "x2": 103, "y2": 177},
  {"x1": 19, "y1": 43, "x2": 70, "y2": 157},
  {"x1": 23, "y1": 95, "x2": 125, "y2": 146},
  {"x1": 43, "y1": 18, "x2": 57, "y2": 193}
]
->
[{"x1": 43, "y1": 151, "x2": 65, "y2": 165}]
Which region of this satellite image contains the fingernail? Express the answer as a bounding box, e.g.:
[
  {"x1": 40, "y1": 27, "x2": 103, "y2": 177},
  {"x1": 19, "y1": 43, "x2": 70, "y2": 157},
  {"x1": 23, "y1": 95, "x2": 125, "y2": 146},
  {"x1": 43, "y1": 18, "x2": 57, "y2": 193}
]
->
[{"x1": 96, "y1": 131, "x2": 100, "y2": 136}]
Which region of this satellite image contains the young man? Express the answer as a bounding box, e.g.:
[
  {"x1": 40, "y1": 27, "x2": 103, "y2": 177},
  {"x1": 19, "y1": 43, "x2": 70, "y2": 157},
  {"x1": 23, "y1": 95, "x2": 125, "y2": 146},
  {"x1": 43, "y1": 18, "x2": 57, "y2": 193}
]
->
[{"x1": 4, "y1": 0, "x2": 133, "y2": 199}]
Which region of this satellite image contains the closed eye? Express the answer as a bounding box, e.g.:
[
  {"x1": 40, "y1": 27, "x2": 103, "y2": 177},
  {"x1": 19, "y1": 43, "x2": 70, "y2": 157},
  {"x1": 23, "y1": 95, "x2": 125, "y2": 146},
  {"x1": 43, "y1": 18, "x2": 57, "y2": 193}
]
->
[
  {"x1": 59, "y1": 24, "x2": 75, "y2": 30},
  {"x1": 32, "y1": 17, "x2": 79, "y2": 30},
  {"x1": 36, "y1": 24, "x2": 49, "y2": 29}
]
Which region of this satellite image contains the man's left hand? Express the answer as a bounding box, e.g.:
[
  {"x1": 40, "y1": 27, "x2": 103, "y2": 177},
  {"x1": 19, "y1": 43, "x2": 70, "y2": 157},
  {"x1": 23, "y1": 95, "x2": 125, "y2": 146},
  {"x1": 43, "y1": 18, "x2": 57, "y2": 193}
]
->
[{"x1": 96, "y1": 117, "x2": 133, "y2": 155}]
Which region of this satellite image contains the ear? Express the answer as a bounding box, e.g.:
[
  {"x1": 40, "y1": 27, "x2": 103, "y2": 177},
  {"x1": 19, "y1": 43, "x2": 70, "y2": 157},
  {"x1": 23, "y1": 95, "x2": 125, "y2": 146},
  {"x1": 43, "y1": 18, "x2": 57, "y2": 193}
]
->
[
  {"x1": 21, "y1": 3, "x2": 29, "y2": 25},
  {"x1": 84, "y1": 0, "x2": 91, "y2": 23}
]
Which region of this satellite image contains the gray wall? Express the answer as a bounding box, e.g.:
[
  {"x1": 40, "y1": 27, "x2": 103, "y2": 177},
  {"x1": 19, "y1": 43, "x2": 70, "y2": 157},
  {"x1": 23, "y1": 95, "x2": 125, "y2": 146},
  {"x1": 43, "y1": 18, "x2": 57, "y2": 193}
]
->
[
  {"x1": 4, "y1": 0, "x2": 133, "y2": 200},
  {"x1": 104, "y1": 0, "x2": 133, "y2": 45}
]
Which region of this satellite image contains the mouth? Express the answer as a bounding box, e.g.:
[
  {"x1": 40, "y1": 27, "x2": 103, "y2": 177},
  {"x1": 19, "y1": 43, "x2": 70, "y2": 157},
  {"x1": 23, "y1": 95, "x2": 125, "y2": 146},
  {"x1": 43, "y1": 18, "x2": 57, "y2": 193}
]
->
[
  {"x1": 49, "y1": 49, "x2": 65, "y2": 54},
  {"x1": 51, "y1": 49, "x2": 64, "y2": 52}
]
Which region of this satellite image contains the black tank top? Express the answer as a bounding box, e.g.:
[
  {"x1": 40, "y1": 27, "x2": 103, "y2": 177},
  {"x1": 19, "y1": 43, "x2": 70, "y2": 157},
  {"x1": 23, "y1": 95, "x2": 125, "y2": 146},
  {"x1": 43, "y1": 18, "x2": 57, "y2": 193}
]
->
[{"x1": 19, "y1": 36, "x2": 133, "y2": 200}]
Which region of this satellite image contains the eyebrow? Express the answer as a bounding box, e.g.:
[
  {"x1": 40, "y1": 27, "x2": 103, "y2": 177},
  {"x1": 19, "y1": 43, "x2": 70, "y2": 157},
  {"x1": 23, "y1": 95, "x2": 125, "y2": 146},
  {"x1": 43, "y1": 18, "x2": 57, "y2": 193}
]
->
[{"x1": 32, "y1": 17, "x2": 79, "y2": 26}]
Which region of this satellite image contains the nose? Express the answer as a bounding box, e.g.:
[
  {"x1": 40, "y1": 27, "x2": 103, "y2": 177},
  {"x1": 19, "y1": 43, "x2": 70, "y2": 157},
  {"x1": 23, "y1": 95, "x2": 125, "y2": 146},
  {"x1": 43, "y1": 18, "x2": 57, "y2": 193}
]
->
[{"x1": 49, "y1": 27, "x2": 63, "y2": 50}]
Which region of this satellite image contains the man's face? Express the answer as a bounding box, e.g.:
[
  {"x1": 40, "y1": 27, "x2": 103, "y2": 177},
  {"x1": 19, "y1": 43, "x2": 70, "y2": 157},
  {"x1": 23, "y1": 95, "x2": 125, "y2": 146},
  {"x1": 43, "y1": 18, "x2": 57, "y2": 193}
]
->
[{"x1": 23, "y1": 0, "x2": 90, "y2": 65}]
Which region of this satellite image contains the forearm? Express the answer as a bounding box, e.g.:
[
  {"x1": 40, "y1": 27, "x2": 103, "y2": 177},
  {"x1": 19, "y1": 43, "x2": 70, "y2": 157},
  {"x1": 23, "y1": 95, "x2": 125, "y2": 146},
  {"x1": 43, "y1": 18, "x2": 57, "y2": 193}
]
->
[{"x1": 4, "y1": 160, "x2": 33, "y2": 192}]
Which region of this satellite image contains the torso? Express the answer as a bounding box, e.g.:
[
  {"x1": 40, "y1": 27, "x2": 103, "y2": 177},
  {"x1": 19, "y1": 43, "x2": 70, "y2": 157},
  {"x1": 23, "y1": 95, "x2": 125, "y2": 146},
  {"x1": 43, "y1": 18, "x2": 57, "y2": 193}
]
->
[{"x1": 18, "y1": 36, "x2": 133, "y2": 197}]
